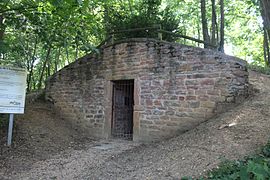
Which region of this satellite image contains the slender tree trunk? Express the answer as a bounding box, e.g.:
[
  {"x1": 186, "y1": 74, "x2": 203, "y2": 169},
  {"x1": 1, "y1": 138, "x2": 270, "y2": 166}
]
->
[
  {"x1": 219, "y1": 0, "x2": 225, "y2": 52},
  {"x1": 264, "y1": 28, "x2": 270, "y2": 66},
  {"x1": 263, "y1": 28, "x2": 270, "y2": 66},
  {"x1": 201, "y1": 0, "x2": 211, "y2": 48},
  {"x1": 216, "y1": 16, "x2": 219, "y2": 44},
  {"x1": 104, "y1": 3, "x2": 110, "y2": 37},
  {"x1": 0, "y1": 15, "x2": 5, "y2": 42},
  {"x1": 32, "y1": 75, "x2": 36, "y2": 90},
  {"x1": 211, "y1": 0, "x2": 217, "y2": 46},
  {"x1": 27, "y1": 37, "x2": 38, "y2": 92},
  {"x1": 38, "y1": 46, "x2": 51, "y2": 89},
  {"x1": 65, "y1": 43, "x2": 70, "y2": 64},
  {"x1": 196, "y1": 5, "x2": 201, "y2": 47},
  {"x1": 0, "y1": 15, "x2": 6, "y2": 60},
  {"x1": 75, "y1": 43, "x2": 78, "y2": 60},
  {"x1": 54, "y1": 47, "x2": 61, "y2": 73},
  {"x1": 261, "y1": 0, "x2": 270, "y2": 29},
  {"x1": 47, "y1": 61, "x2": 51, "y2": 78}
]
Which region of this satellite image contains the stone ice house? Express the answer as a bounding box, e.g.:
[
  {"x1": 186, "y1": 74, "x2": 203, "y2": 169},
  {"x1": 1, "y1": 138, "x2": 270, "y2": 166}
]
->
[{"x1": 45, "y1": 38, "x2": 249, "y2": 142}]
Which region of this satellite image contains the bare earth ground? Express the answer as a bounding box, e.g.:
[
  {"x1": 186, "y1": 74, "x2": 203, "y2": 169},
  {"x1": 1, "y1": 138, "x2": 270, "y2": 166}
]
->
[{"x1": 1, "y1": 70, "x2": 270, "y2": 179}]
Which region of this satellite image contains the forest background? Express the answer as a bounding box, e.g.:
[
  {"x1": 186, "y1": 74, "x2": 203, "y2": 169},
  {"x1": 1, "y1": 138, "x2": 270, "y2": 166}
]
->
[{"x1": 0, "y1": 0, "x2": 269, "y2": 91}]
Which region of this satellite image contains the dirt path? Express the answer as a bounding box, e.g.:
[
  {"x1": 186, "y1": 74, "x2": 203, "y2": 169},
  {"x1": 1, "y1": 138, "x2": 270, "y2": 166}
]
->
[{"x1": 1, "y1": 70, "x2": 270, "y2": 179}]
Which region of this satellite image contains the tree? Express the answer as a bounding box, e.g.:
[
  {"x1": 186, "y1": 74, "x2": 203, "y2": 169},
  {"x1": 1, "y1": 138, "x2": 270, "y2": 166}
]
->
[
  {"x1": 260, "y1": 0, "x2": 270, "y2": 66},
  {"x1": 103, "y1": 0, "x2": 179, "y2": 42},
  {"x1": 0, "y1": 0, "x2": 268, "y2": 91},
  {"x1": 201, "y1": 0, "x2": 211, "y2": 48},
  {"x1": 219, "y1": 0, "x2": 224, "y2": 52}
]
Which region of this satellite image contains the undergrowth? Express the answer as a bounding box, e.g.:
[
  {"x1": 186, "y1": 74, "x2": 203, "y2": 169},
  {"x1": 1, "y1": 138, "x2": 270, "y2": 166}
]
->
[
  {"x1": 182, "y1": 141, "x2": 270, "y2": 180},
  {"x1": 248, "y1": 64, "x2": 270, "y2": 75}
]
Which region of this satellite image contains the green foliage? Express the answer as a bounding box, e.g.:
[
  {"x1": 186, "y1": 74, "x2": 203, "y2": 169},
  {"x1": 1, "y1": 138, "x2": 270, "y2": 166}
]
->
[
  {"x1": 0, "y1": 0, "x2": 104, "y2": 90},
  {"x1": 203, "y1": 141, "x2": 270, "y2": 179},
  {"x1": 104, "y1": 0, "x2": 179, "y2": 41},
  {"x1": 0, "y1": 0, "x2": 268, "y2": 91}
]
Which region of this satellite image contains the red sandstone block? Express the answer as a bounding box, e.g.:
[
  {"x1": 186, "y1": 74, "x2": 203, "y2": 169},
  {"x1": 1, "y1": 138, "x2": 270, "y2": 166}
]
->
[
  {"x1": 209, "y1": 95, "x2": 223, "y2": 101},
  {"x1": 207, "y1": 90, "x2": 220, "y2": 96},
  {"x1": 186, "y1": 85, "x2": 199, "y2": 90},
  {"x1": 195, "y1": 89, "x2": 207, "y2": 95},
  {"x1": 154, "y1": 120, "x2": 167, "y2": 125},
  {"x1": 169, "y1": 95, "x2": 178, "y2": 100},
  {"x1": 166, "y1": 121, "x2": 178, "y2": 126},
  {"x1": 176, "y1": 80, "x2": 185, "y2": 86},
  {"x1": 200, "y1": 79, "x2": 215, "y2": 86},
  {"x1": 198, "y1": 95, "x2": 209, "y2": 101},
  {"x1": 148, "y1": 125, "x2": 163, "y2": 130},
  {"x1": 176, "y1": 90, "x2": 187, "y2": 95},
  {"x1": 178, "y1": 64, "x2": 192, "y2": 71},
  {"x1": 189, "y1": 101, "x2": 200, "y2": 108},
  {"x1": 141, "y1": 120, "x2": 153, "y2": 125},
  {"x1": 186, "y1": 96, "x2": 197, "y2": 100},
  {"x1": 185, "y1": 79, "x2": 199, "y2": 86},
  {"x1": 178, "y1": 96, "x2": 185, "y2": 101},
  {"x1": 175, "y1": 74, "x2": 187, "y2": 79},
  {"x1": 187, "y1": 73, "x2": 206, "y2": 79},
  {"x1": 187, "y1": 90, "x2": 195, "y2": 95},
  {"x1": 146, "y1": 99, "x2": 153, "y2": 106},
  {"x1": 154, "y1": 100, "x2": 162, "y2": 106},
  {"x1": 201, "y1": 101, "x2": 216, "y2": 108}
]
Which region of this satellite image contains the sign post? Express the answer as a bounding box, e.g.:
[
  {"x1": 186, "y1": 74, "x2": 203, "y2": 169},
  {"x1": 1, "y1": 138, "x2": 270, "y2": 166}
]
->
[
  {"x1": 0, "y1": 66, "x2": 27, "y2": 146},
  {"x1": 7, "y1": 114, "x2": 14, "y2": 146}
]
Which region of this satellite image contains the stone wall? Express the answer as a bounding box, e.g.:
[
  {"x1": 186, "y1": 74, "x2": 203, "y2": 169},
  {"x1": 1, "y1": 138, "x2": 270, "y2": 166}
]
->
[{"x1": 45, "y1": 38, "x2": 249, "y2": 142}]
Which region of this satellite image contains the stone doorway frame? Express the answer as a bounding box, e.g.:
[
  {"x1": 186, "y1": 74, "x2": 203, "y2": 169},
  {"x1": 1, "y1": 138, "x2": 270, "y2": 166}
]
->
[
  {"x1": 104, "y1": 77, "x2": 140, "y2": 141},
  {"x1": 111, "y1": 79, "x2": 134, "y2": 139}
]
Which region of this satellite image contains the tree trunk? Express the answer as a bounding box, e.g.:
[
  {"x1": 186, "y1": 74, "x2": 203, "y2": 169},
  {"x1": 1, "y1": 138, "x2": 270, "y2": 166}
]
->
[
  {"x1": 219, "y1": 0, "x2": 225, "y2": 52},
  {"x1": 260, "y1": 0, "x2": 270, "y2": 66},
  {"x1": 65, "y1": 42, "x2": 70, "y2": 64},
  {"x1": 38, "y1": 46, "x2": 51, "y2": 90},
  {"x1": 27, "y1": 37, "x2": 38, "y2": 92},
  {"x1": 197, "y1": 6, "x2": 201, "y2": 47},
  {"x1": 0, "y1": 15, "x2": 5, "y2": 42},
  {"x1": 201, "y1": 0, "x2": 211, "y2": 48},
  {"x1": 75, "y1": 43, "x2": 78, "y2": 60},
  {"x1": 261, "y1": 0, "x2": 270, "y2": 29},
  {"x1": 103, "y1": 3, "x2": 111, "y2": 37},
  {"x1": 211, "y1": 0, "x2": 217, "y2": 46},
  {"x1": 263, "y1": 28, "x2": 270, "y2": 66},
  {"x1": 47, "y1": 60, "x2": 51, "y2": 78},
  {"x1": 54, "y1": 47, "x2": 61, "y2": 73}
]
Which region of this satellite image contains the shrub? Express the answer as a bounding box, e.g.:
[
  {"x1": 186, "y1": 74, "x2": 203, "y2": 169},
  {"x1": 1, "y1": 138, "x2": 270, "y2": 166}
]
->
[{"x1": 182, "y1": 141, "x2": 270, "y2": 179}]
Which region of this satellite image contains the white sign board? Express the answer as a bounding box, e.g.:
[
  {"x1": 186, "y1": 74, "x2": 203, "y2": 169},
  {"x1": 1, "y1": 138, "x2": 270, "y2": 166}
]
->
[{"x1": 0, "y1": 66, "x2": 27, "y2": 114}]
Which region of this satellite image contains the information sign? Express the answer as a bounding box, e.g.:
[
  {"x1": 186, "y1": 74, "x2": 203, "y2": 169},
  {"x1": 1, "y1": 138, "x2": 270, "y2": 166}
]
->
[{"x1": 0, "y1": 66, "x2": 27, "y2": 114}]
